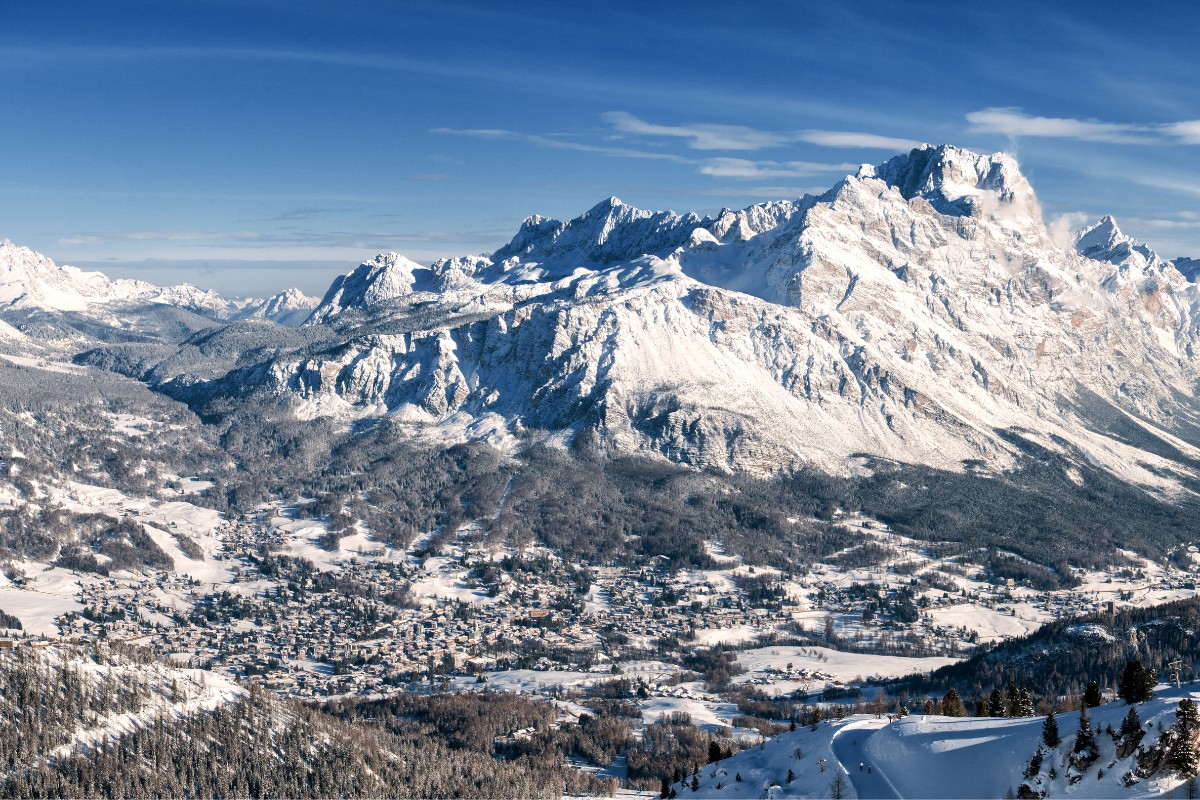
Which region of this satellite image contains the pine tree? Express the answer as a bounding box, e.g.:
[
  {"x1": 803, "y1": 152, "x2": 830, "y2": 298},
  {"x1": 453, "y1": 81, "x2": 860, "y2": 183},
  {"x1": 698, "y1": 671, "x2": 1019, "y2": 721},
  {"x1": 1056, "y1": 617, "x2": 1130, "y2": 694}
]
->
[
  {"x1": 1071, "y1": 703, "x2": 1099, "y2": 772},
  {"x1": 690, "y1": 775, "x2": 700, "y2": 792},
  {"x1": 1117, "y1": 706, "x2": 1145, "y2": 757},
  {"x1": 1024, "y1": 748, "x2": 1045, "y2": 779},
  {"x1": 786, "y1": 769, "x2": 795, "y2": 784},
  {"x1": 660, "y1": 777, "x2": 670, "y2": 798},
  {"x1": 1075, "y1": 705, "x2": 1096, "y2": 754},
  {"x1": 1173, "y1": 699, "x2": 1200, "y2": 779},
  {"x1": 1017, "y1": 686, "x2": 1035, "y2": 717},
  {"x1": 1120, "y1": 706, "x2": 1142, "y2": 735},
  {"x1": 1084, "y1": 681, "x2": 1103, "y2": 708},
  {"x1": 707, "y1": 741, "x2": 722, "y2": 764},
  {"x1": 942, "y1": 688, "x2": 964, "y2": 717},
  {"x1": 1005, "y1": 683, "x2": 1021, "y2": 717},
  {"x1": 1179, "y1": 698, "x2": 1200, "y2": 736},
  {"x1": 1119, "y1": 660, "x2": 1155, "y2": 704},
  {"x1": 988, "y1": 689, "x2": 1005, "y2": 717},
  {"x1": 1176, "y1": 734, "x2": 1199, "y2": 780},
  {"x1": 1042, "y1": 711, "x2": 1061, "y2": 748}
]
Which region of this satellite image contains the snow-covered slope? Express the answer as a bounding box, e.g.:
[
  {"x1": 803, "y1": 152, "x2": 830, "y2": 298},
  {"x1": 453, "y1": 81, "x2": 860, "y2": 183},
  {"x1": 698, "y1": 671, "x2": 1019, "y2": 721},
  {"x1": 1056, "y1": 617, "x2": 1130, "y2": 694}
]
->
[
  {"x1": 216, "y1": 144, "x2": 1200, "y2": 483},
  {"x1": 230, "y1": 287, "x2": 318, "y2": 326},
  {"x1": 684, "y1": 685, "x2": 1200, "y2": 799},
  {"x1": 1175, "y1": 257, "x2": 1200, "y2": 283},
  {"x1": 0, "y1": 240, "x2": 228, "y2": 316}
]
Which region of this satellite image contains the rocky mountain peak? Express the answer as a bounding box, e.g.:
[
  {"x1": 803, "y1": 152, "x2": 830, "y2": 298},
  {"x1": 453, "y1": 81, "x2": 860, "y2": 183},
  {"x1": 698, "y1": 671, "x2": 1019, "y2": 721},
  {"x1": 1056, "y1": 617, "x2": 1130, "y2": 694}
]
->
[
  {"x1": 1174, "y1": 256, "x2": 1200, "y2": 282},
  {"x1": 1074, "y1": 215, "x2": 1164, "y2": 273},
  {"x1": 867, "y1": 144, "x2": 1038, "y2": 221},
  {"x1": 307, "y1": 252, "x2": 432, "y2": 324},
  {"x1": 492, "y1": 196, "x2": 705, "y2": 266}
]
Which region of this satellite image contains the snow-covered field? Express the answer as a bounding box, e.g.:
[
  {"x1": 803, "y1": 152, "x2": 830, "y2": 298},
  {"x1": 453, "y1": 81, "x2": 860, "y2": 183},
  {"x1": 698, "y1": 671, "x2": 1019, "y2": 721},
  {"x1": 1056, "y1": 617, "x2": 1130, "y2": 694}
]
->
[
  {"x1": 684, "y1": 684, "x2": 1200, "y2": 799},
  {"x1": 0, "y1": 564, "x2": 87, "y2": 635},
  {"x1": 731, "y1": 646, "x2": 957, "y2": 693}
]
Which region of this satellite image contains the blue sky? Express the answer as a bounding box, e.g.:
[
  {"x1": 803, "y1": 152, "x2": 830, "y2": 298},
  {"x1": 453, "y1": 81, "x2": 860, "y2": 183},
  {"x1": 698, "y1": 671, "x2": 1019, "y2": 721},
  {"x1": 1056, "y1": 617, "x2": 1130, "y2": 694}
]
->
[{"x1": 1, "y1": 0, "x2": 1197, "y2": 296}]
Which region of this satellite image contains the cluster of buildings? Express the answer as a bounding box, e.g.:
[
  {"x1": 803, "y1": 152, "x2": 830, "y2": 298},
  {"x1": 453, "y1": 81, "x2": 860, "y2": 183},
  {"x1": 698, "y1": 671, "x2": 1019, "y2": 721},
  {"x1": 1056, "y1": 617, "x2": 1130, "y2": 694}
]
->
[{"x1": 30, "y1": 513, "x2": 1195, "y2": 700}]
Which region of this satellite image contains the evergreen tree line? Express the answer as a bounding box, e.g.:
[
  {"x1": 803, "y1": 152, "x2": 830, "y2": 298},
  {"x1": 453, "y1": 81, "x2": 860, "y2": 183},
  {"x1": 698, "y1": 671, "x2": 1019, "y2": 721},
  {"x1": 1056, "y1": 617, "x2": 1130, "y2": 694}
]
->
[
  {"x1": 2, "y1": 665, "x2": 616, "y2": 799},
  {"x1": 889, "y1": 598, "x2": 1200, "y2": 701}
]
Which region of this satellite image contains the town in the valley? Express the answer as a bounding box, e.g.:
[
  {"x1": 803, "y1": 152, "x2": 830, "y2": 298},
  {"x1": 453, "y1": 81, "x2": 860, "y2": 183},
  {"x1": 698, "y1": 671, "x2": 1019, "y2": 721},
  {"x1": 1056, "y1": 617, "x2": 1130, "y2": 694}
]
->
[{"x1": 5, "y1": 488, "x2": 1194, "y2": 706}]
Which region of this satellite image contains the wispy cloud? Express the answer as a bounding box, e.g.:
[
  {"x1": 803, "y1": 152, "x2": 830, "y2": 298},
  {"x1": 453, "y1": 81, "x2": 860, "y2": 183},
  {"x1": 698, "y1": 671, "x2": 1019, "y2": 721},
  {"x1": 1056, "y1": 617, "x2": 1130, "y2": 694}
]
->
[
  {"x1": 59, "y1": 231, "x2": 265, "y2": 246},
  {"x1": 58, "y1": 227, "x2": 509, "y2": 250},
  {"x1": 1165, "y1": 120, "x2": 1200, "y2": 145},
  {"x1": 1123, "y1": 216, "x2": 1200, "y2": 231},
  {"x1": 967, "y1": 107, "x2": 1200, "y2": 146},
  {"x1": 1125, "y1": 174, "x2": 1200, "y2": 198},
  {"x1": 602, "y1": 111, "x2": 920, "y2": 151},
  {"x1": 432, "y1": 124, "x2": 861, "y2": 181},
  {"x1": 797, "y1": 130, "x2": 924, "y2": 150},
  {"x1": 698, "y1": 157, "x2": 856, "y2": 179},
  {"x1": 603, "y1": 111, "x2": 793, "y2": 150},
  {"x1": 431, "y1": 127, "x2": 693, "y2": 163},
  {"x1": 266, "y1": 208, "x2": 337, "y2": 222},
  {"x1": 692, "y1": 185, "x2": 825, "y2": 198}
]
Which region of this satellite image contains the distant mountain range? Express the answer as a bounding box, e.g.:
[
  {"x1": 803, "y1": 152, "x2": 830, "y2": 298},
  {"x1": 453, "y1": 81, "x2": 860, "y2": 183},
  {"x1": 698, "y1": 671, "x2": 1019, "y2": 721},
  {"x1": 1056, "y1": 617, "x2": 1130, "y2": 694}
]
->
[
  {"x1": 0, "y1": 239, "x2": 317, "y2": 324},
  {"x1": 6, "y1": 144, "x2": 1200, "y2": 490}
]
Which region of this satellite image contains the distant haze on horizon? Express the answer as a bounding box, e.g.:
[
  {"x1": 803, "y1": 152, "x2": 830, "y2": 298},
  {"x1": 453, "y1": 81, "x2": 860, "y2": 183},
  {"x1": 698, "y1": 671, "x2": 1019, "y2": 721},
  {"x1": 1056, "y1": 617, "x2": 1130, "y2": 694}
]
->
[
  {"x1": 68, "y1": 259, "x2": 357, "y2": 299},
  {"x1": 2, "y1": 0, "x2": 1197, "y2": 297}
]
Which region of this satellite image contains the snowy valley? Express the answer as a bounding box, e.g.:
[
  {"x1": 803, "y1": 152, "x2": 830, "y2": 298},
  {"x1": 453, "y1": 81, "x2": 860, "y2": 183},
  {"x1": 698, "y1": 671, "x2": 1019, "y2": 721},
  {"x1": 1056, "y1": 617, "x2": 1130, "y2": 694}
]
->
[{"x1": 1, "y1": 144, "x2": 1199, "y2": 797}]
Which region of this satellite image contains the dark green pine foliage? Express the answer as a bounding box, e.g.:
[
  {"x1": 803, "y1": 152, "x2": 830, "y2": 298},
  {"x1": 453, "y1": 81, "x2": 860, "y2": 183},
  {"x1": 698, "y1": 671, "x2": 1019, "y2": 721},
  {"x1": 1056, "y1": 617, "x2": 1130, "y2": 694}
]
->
[
  {"x1": 1119, "y1": 660, "x2": 1156, "y2": 704},
  {"x1": 1175, "y1": 698, "x2": 1200, "y2": 779},
  {"x1": 1005, "y1": 683, "x2": 1022, "y2": 717},
  {"x1": 1018, "y1": 687, "x2": 1035, "y2": 717},
  {"x1": 1070, "y1": 703, "x2": 1100, "y2": 773},
  {"x1": 942, "y1": 688, "x2": 964, "y2": 717},
  {"x1": 1116, "y1": 707, "x2": 1145, "y2": 758},
  {"x1": 1042, "y1": 711, "x2": 1061, "y2": 748},
  {"x1": 988, "y1": 689, "x2": 1005, "y2": 717},
  {"x1": 1084, "y1": 681, "x2": 1103, "y2": 708}
]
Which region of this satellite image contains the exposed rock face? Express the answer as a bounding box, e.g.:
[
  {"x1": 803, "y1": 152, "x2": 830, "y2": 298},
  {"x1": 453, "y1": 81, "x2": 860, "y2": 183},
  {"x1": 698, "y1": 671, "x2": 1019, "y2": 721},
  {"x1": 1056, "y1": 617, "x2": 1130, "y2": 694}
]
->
[
  {"x1": 1174, "y1": 256, "x2": 1200, "y2": 282},
  {"x1": 33, "y1": 145, "x2": 1200, "y2": 483}
]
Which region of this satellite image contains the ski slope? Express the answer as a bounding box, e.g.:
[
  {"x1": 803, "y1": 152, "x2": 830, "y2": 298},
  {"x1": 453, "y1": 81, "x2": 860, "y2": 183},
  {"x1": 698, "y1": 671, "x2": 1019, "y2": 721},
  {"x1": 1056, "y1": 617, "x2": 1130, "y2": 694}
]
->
[{"x1": 682, "y1": 684, "x2": 1200, "y2": 798}]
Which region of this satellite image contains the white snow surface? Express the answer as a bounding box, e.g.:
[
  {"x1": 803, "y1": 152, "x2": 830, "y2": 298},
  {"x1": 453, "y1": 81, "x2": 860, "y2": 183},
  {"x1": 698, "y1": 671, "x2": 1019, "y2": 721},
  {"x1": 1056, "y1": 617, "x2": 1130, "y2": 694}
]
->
[
  {"x1": 0, "y1": 239, "x2": 228, "y2": 315},
  {"x1": 230, "y1": 144, "x2": 1200, "y2": 481},
  {"x1": 685, "y1": 684, "x2": 1200, "y2": 798}
]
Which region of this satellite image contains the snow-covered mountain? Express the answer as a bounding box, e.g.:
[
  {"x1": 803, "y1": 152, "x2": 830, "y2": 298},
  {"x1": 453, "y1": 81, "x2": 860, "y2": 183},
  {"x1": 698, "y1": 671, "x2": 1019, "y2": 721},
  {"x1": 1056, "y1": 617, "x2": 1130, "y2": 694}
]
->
[
  {"x1": 209, "y1": 144, "x2": 1200, "y2": 484},
  {"x1": 12, "y1": 144, "x2": 1200, "y2": 485},
  {"x1": 0, "y1": 240, "x2": 228, "y2": 316},
  {"x1": 1175, "y1": 257, "x2": 1200, "y2": 283},
  {"x1": 0, "y1": 240, "x2": 320, "y2": 329},
  {"x1": 230, "y1": 287, "x2": 319, "y2": 326}
]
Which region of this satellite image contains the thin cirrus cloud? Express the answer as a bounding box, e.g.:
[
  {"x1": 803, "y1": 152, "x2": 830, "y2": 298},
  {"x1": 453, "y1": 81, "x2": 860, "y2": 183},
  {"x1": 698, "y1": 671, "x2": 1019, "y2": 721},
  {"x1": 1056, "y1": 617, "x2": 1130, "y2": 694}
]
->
[
  {"x1": 59, "y1": 231, "x2": 265, "y2": 246},
  {"x1": 699, "y1": 158, "x2": 857, "y2": 180},
  {"x1": 57, "y1": 228, "x2": 499, "y2": 250},
  {"x1": 1166, "y1": 120, "x2": 1200, "y2": 145},
  {"x1": 433, "y1": 120, "x2": 872, "y2": 181},
  {"x1": 602, "y1": 111, "x2": 922, "y2": 151},
  {"x1": 966, "y1": 107, "x2": 1200, "y2": 145},
  {"x1": 430, "y1": 127, "x2": 693, "y2": 164}
]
